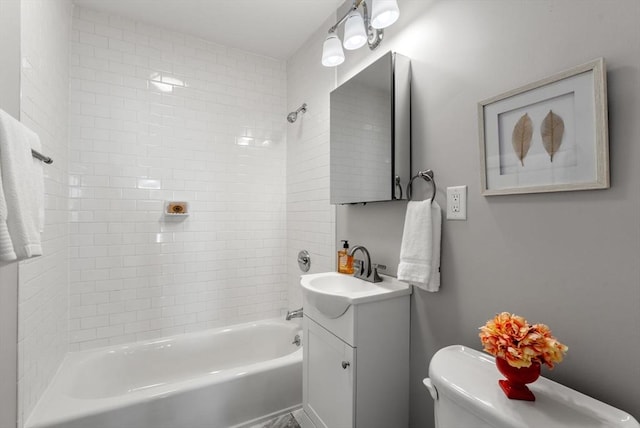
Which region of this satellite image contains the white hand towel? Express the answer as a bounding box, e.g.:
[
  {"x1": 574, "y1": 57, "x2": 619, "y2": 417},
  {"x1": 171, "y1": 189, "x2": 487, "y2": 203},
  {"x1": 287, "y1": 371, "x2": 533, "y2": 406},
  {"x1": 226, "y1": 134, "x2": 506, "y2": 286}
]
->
[
  {"x1": 0, "y1": 110, "x2": 44, "y2": 261},
  {"x1": 397, "y1": 199, "x2": 442, "y2": 292}
]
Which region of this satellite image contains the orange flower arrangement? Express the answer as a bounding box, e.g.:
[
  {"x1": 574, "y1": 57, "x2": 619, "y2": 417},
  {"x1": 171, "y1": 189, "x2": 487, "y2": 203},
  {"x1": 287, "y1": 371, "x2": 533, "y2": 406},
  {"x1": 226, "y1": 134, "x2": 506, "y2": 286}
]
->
[{"x1": 479, "y1": 312, "x2": 568, "y2": 369}]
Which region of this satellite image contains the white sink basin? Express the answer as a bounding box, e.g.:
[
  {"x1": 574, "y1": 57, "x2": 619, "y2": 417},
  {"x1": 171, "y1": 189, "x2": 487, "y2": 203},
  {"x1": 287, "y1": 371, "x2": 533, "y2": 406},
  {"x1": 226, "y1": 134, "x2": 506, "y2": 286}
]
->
[{"x1": 300, "y1": 272, "x2": 411, "y2": 319}]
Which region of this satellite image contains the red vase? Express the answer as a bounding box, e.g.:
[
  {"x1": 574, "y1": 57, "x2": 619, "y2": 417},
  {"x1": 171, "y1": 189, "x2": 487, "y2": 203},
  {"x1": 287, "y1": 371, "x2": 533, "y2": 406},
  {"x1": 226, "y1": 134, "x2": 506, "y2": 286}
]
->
[{"x1": 495, "y1": 357, "x2": 541, "y2": 401}]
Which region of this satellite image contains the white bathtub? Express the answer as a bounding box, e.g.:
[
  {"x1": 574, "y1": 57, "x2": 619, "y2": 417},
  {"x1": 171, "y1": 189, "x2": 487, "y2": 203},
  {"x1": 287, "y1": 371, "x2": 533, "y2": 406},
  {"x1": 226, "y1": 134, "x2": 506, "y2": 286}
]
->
[{"x1": 26, "y1": 318, "x2": 303, "y2": 428}]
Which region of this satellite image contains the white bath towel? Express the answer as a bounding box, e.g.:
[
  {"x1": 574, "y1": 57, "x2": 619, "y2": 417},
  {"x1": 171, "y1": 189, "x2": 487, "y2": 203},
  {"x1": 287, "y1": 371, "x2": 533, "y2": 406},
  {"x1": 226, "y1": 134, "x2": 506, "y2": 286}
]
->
[
  {"x1": 397, "y1": 199, "x2": 442, "y2": 292},
  {"x1": 0, "y1": 110, "x2": 44, "y2": 261}
]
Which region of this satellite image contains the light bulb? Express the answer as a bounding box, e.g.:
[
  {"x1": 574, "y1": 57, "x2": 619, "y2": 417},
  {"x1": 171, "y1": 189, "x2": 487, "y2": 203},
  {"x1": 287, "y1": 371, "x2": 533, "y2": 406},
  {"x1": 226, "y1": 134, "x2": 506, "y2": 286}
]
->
[
  {"x1": 322, "y1": 33, "x2": 345, "y2": 67},
  {"x1": 343, "y1": 10, "x2": 367, "y2": 50},
  {"x1": 371, "y1": 0, "x2": 400, "y2": 29}
]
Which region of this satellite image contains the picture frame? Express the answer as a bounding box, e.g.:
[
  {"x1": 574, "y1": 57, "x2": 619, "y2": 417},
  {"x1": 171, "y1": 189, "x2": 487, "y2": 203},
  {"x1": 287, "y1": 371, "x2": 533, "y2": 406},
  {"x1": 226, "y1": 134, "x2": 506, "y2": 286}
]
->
[{"x1": 478, "y1": 58, "x2": 609, "y2": 196}]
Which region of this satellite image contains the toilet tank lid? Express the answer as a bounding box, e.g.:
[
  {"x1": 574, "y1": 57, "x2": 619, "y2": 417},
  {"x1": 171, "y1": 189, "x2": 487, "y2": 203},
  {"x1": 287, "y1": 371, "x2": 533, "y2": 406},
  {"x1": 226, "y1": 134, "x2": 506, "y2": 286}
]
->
[{"x1": 426, "y1": 345, "x2": 639, "y2": 428}]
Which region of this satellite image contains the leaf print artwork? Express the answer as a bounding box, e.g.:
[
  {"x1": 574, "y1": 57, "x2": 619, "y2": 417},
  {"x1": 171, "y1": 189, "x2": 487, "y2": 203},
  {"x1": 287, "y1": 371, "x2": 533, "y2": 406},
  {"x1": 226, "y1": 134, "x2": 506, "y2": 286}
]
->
[
  {"x1": 511, "y1": 113, "x2": 533, "y2": 166},
  {"x1": 541, "y1": 110, "x2": 565, "y2": 162}
]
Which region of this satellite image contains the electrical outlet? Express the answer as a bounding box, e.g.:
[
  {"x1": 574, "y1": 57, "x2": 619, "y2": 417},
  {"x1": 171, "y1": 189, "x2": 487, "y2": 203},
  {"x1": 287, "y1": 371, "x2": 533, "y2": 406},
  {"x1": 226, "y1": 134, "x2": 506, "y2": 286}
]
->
[{"x1": 446, "y1": 185, "x2": 467, "y2": 220}]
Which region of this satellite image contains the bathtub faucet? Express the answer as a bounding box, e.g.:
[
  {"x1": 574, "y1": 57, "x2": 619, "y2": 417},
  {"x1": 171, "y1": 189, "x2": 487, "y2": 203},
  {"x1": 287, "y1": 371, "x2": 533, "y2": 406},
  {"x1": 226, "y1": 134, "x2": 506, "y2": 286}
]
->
[{"x1": 286, "y1": 307, "x2": 303, "y2": 320}]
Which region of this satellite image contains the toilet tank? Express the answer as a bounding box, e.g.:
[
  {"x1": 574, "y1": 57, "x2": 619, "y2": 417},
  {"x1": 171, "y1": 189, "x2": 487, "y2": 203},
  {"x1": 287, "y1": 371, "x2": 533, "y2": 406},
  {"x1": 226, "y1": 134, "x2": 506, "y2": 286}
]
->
[{"x1": 425, "y1": 345, "x2": 639, "y2": 428}]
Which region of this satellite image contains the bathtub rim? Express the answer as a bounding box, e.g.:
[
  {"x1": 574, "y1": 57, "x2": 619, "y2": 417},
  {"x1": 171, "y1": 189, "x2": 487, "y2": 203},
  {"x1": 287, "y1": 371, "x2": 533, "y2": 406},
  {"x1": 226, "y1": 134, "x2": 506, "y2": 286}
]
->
[
  {"x1": 65, "y1": 317, "x2": 302, "y2": 399},
  {"x1": 25, "y1": 317, "x2": 303, "y2": 428}
]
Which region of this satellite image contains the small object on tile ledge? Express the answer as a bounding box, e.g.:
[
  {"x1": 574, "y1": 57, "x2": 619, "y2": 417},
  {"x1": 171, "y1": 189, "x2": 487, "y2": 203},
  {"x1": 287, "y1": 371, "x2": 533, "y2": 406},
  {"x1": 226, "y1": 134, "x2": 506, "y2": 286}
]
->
[{"x1": 164, "y1": 201, "x2": 189, "y2": 216}]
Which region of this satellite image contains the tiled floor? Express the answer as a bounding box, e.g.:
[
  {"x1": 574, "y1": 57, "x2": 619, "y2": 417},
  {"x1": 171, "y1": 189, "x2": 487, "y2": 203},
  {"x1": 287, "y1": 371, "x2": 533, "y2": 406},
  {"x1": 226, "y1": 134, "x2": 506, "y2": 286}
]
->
[{"x1": 257, "y1": 413, "x2": 301, "y2": 428}]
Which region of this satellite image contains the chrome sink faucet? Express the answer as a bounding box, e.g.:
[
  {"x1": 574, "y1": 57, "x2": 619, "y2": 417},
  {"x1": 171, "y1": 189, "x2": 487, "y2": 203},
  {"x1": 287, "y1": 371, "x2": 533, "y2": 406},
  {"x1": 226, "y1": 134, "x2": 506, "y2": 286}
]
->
[{"x1": 348, "y1": 245, "x2": 385, "y2": 283}]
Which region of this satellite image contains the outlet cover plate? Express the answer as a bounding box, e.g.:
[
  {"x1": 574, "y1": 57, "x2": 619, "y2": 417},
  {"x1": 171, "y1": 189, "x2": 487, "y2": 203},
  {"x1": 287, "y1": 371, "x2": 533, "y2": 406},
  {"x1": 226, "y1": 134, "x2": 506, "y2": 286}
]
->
[{"x1": 446, "y1": 185, "x2": 467, "y2": 220}]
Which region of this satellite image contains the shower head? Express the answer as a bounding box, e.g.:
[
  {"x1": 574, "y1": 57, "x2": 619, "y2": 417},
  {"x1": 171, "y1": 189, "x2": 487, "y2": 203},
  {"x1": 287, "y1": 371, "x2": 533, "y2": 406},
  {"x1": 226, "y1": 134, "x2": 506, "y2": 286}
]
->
[{"x1": 287, "y1": 103, "x2": 307, "y2": 123}]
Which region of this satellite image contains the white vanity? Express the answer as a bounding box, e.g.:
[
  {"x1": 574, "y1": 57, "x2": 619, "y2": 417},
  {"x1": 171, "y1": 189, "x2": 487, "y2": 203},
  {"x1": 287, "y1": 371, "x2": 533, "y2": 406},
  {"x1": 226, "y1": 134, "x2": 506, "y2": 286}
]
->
[{"x1": 300, "y1": 272, "x2": 411, "y2": 428}]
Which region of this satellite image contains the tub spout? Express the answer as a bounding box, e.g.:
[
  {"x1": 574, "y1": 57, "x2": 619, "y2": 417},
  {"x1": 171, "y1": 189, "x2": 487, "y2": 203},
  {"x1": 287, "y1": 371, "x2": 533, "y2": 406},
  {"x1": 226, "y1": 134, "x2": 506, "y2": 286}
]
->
[{"x1": 286, "y1": 307, "x2": 303, "y2": 320}]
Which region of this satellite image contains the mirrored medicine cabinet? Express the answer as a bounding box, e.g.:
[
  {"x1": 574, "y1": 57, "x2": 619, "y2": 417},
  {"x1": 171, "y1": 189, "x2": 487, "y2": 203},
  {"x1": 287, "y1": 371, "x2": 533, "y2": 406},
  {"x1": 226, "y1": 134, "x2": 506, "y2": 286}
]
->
[{"x1": 330, "y1": 51, "x2": 411, "y2": 205}]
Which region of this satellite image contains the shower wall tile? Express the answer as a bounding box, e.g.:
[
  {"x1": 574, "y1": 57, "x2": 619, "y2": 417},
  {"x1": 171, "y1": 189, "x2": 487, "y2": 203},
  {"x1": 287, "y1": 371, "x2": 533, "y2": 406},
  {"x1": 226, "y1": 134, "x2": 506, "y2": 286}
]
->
[
  {"x1": 69, "y1": 7, "x2": 288, "y2": 350},
  {"x1": 17, "y1": 0, "x2": 73, "y2": 425},
  {"x1": 285, "y1": 22, "x2": 337, "y2": 308}
]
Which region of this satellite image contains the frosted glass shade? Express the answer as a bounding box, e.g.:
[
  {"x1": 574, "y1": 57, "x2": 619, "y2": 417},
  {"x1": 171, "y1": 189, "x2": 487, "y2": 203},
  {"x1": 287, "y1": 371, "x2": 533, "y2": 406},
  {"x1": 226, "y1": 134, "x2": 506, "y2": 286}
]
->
[
  {"x1": 343, "y1": 10, "x2": 367, "y2": 50},
  {"x1": 322, "y1": 33, "x2": 345, "y2": 67},
  {"x1": 371, "y1": 0, "x2": 400, "y2": 29}
]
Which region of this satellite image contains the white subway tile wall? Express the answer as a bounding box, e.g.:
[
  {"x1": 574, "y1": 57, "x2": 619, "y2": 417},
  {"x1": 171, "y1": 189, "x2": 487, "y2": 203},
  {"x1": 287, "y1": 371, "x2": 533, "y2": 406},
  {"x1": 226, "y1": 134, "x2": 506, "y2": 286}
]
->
[
  {"x1": 18, "y1": 0, "x2": 73, "y2": 424},
  {"x1": 69, "y1": 7, "x2": 288, "y2": 350},
  {"x1": 285, "y1": 24, "x2": 336, "y2": 308}
]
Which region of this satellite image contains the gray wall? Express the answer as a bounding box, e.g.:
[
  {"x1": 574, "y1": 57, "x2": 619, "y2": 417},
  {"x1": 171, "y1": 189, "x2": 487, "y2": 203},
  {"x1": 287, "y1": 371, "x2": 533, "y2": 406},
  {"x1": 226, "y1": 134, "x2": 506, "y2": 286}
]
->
[{"x1": 335, "y1": 1, "x2": 640, "y2": 426}]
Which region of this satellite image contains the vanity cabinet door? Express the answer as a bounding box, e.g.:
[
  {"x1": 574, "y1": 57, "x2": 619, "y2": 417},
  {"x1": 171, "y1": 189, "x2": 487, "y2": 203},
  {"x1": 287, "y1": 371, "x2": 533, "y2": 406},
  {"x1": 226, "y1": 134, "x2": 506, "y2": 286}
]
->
[{"x1": 303, "y1": 318, "x2": 355, "y2": 428}]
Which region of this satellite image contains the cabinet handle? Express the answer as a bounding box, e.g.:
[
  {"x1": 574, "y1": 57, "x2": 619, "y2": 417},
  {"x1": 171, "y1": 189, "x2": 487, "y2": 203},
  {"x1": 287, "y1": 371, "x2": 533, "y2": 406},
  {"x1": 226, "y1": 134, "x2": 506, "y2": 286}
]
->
[{"x1": 341, "y1": 361, "x2": 350, "y2": 369}]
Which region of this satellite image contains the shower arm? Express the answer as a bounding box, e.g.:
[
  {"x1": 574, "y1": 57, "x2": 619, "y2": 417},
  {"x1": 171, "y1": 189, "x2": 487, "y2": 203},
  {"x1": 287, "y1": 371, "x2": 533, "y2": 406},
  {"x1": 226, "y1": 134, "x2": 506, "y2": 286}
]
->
[{"x1": 294, "y1": 104, "x2": 307, "y2": 115}]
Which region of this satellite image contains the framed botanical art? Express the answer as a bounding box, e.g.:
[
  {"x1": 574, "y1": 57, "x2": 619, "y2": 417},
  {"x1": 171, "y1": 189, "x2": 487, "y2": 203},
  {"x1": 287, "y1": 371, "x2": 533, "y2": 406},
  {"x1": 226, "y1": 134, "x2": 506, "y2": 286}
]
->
[{"x1": 478, "y1": 58, "x2": 609, "y2": 196}]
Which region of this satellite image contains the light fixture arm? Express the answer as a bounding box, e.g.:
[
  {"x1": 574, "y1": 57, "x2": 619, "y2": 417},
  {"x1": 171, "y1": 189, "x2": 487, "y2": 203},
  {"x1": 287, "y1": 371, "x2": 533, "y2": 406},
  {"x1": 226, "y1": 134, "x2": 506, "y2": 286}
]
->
[
  {"x1": 328, "y1": 0, "x2": 359, "y2": 33},
  {"x1": 360, "y1": 0, "x2": 383, "y2": 50},
  {"x1": 327, "y1": 0, "x2": 383, "y2": 49}
]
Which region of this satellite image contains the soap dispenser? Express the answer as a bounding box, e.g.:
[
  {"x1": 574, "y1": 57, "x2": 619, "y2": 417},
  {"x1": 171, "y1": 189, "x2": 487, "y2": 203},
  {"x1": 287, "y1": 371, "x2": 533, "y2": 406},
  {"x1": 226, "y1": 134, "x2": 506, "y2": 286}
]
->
[{"x1": 337, "y1": 240, "x2": 354, "y2": 274}]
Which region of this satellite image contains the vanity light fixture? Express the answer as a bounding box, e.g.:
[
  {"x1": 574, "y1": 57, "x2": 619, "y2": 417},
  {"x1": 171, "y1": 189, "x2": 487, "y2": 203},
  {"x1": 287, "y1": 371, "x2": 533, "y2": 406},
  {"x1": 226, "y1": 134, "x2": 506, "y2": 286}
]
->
[
  {"x1": 343, "y1": 10, "x2": 367, "y2": 50},
  {"x1": 321, "y1": 0, "x2": 400, "y2": 67},
  {"x1": 322, "y1": 33, "x2": 345, "y2": 66},
  {"x1": 371, "y1": 0, "x2": 400, "y2": 29}
]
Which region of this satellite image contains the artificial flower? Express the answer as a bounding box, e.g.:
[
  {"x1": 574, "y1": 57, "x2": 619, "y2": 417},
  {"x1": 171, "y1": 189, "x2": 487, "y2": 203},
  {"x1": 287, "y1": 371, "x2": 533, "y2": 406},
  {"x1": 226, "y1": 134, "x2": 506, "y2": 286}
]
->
[{"x1": 479, "y1": 312, "x2": 568, "y2": 369}]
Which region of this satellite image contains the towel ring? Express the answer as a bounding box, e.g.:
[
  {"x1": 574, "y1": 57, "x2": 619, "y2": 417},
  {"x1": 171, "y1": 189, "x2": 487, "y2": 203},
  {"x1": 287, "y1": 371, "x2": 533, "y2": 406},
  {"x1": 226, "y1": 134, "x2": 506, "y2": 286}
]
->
[{"x1": 407, "y1": 170, "x2": 436, "y2": 203}]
